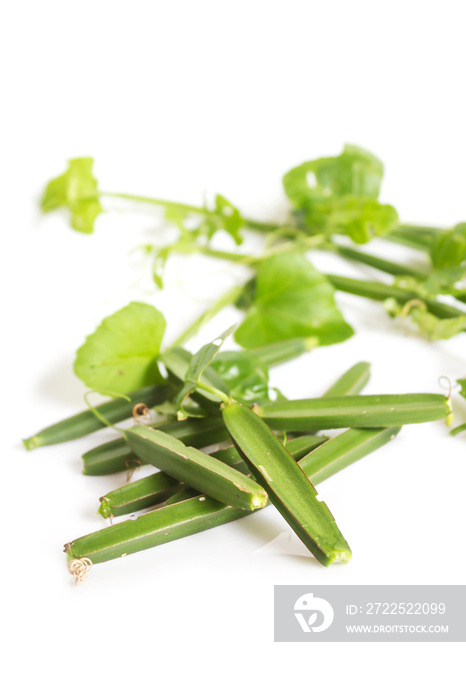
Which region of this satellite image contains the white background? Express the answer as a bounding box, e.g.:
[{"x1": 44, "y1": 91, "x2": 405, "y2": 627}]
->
[{"x1": 2, "y1": 1, "x2": 465, "y2": 698}]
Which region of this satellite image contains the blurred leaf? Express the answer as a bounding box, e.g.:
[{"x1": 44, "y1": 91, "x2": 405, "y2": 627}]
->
[
  {"x1": 164, "y1": 203, "x2": 190, "y2": 230},
  {"x1": 425, "y1": 266, "x2": 466, "y2": 295},
  {"x1": 430, "y1": 223, "x2": 466, "y2": 269},
  {"x1": 212, "y1": 194, "x2": 243, "y2": 244},
  {"x1": 41, "y1": 157, "x2": 102, "y2": 233},
  {"x1": 74, "y1": 302, "x2": 166, "y2": 394},
  {"x1": 393, "y1": 266, "x2": 466, "y2": 298},
  {"x1": 303, "y1": 195, "x2": 398, "y2": 243},
  {"x1": 234, "y1": 277, "x2": 257, "y2": 310},
  {"x1": 283, "y1": 144, "x2": 384, "y2": 207},
  {"x1": 235, "y1": 252, "x2": 353, "y2": 348},
  {"x1": 384, "y1": 297, "x2": 466, "y2": 340},
  {"x1": 191, "y1": 194, "x2": 244, "y2": 244},
  {"x1": 456, "y1": 379, "x2": 466, "y2": 401}
]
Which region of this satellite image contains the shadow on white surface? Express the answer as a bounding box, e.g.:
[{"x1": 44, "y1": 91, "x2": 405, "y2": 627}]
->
[
  {"x1": 253, "y1": 531, "x2": 314, "y2": 559},
  {"x1": 232, "y1": 509, "x2": 284, "y2": 546},
  {"x1": 233, "y1": 512, "x2": 321, "y2": 567}
]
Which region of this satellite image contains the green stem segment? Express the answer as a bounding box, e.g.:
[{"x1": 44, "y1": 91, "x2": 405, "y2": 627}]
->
[
  {"x1": 82, "y1": 417, "x2": 229, "y2": 476},
  {"x1": 384, "y1": 225, "x2": 443, "y2": 251},
  {"x1": 247, "y1": 338, "x2": 317, "y2": 366},
  {"x1": 257, "y1": 394, "x2": 450, "y2": 431},
  {"x1": 327, "y1": 274, "x2": 464, "y2": 321},
  {"x1": 333, "y1": 244, "x2": 428, "y2": 280},
  {"x1": 221, "y1": 402, "x2": 352, "y2": 566},
  {"x1": 331, "y1": 245, "x2": 466, "y2": 305},
  {"x1": 212, "y1": 434, "x2": 328, "y2": 474},
  {"x1": 449, "y1": 423, "x2": 466, "y2": 437},
  {"x1": 322, "y1": 361, "x2": 371, "y2": 397},
  {"x1": 23, "y1": 384, "x2": 170, "y2": 450},
  {"x1": 299, "y1": 426, "x2": 400, "y2": 479},
  {"x1": 126, "y1": 425, "x2": 268, "y2": 511},
  {"x1": 98, "y1": 472, "x2": 182, "y2": 519},
  {"x1": 66, "y1": 497, "x2": 252, "y2": 565}
]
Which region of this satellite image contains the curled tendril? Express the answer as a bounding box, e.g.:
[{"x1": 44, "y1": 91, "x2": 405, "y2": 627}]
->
[
  {"x1": 124, "y1": 458, "x2": 142, "y2": 482},
  {"x1": 438, "y1": 376, "x2": 453, "y2": 400},
  {"x1": 438, "y1": 376, "x2": 456, "y2": 426},
  {"x1": 67, "y1": 557, "x2": 93, "y2": 584},
  {"x1": 399, "y1": 298, "x2": 427, "y2": 320}
]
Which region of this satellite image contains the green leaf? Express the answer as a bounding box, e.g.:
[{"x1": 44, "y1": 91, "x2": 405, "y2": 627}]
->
[
  {"x1": 283, "y1": 144, "x2": 384, "y2": 207},
  {"x1": 392, "y1": 276, "x2": 430, "y2": 298},
  {"x1": 192, "y1": 194, "x2": 244, "y2": 245},
  {"x1": 234, "y1": 253, "x2": 354, "y2": 349},
  {"x1": 303, "y1": 195, "x2": 398, "y2": 244},
  {"x1": 212, "y1": 194, "x2": 243, "y2": 244},
  {"x1": 74, "y1": 302, "x2": 166, "y2": 394},
  {"x1": 424, "y1": 266, "x2": 466, "y2": 295},
  {"x1": 41, "y1": 158, "x2": 102, "y2": 233},
  {"x1": 270, "y1": 387, "x2": 289, "y2": 402},
  {"x1": 164, "y1": 203, "x2": 190, "y2": 230},
  {"x1": 457, "y1": 380, "x2": 466, "y2": 401},
  {"x1": 176, "y1": 326, "x2": 234, "y2": 413},
  {"x1": 430, "y1": 223, "x2": 466, "y2": 269},
  {"x1": 384, "y1": 297, "x2": 466, "y2": 340},
  {"x1": 234, "y1": 277, "x2": 257, "y2": 310},
  {"x1": 212, "y1": 350, "x2": 269, "y2": 402},
  {"x1": 394, "y1": 267, "x2": 466, "y2": 298}
]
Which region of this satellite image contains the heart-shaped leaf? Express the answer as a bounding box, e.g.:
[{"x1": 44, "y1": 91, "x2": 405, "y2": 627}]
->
[
  {"x1": 234, "y1": 253, "x2": 354, "y2": 349},
  {"x1": 74, "y1": 302, "x2": 166, "y2": 394}
]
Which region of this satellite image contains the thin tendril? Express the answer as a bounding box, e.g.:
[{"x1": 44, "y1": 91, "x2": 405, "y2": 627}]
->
[
  {"x1": 67, "y1": 557, "x2": 93, "y2": 584},
  {"x1": 438, "y1": 376, "x2": 455, "y2": 426},
  {"x1": 83, "y1": 391, "x2": 126, "y2": 433},
  {"x1": 399, "y1": 298, "x2": 427, "y2": 319},
  {"x1": 124, "y1": 458, "x2": 142, "y2": 482},
  {"x1": 438, "y1": 376, "x2": 453, "y2": 400}
]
